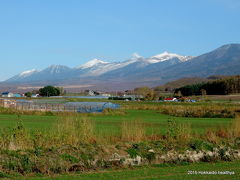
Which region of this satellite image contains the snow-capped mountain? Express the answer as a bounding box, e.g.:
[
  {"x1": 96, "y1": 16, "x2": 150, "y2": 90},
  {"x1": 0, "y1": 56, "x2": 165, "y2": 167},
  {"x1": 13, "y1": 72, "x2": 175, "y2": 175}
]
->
[
  {"x1": 99, "y1": 52, "x2": 190, "y2": 79},
  {"x1": 75, "y1": 52, "x2": 193, "y2": 77},
  {"x1": 4, "y1": 51, "x2": 193, "y2": 83},
  {"x1": 157, "y1": 44, "x2": 240, "y2": 80},
  {"x1": 8, "y1": 51, "x2": 191, "y2": 83},
  {"x1": 6, "y1": 65, "x2": 73, "y2": 83},
  {"x1": 3, "y1": 44, "x2": 240, "y2": 91},
  {"x1": 75, "y1": 54, "x2": 145, "y2": 77},
  {"x1": 6, "y1": 69, "x2": 39, "y2": 82},
  {"x1": 3, "y1": 44, "x2": 240, "y2": 90},
  {"x1": 41, "y1": 65, "x2": 71, "y2": 74}
]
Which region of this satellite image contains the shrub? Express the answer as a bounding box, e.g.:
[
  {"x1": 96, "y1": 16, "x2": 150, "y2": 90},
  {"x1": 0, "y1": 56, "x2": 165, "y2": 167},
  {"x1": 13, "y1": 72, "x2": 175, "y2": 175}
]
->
[
  {"x1": 216, "y1": 128, "x2": 229, "y2": 138},
  {"x1": 205, "y1": 129, "x2": 219, "y2": 144},
  {"x1": 189, "y1": 139, "x2": 215, "y2": 151},
  {"x1": 165, "y1": 119, "x2": 192, "y2": 145}
]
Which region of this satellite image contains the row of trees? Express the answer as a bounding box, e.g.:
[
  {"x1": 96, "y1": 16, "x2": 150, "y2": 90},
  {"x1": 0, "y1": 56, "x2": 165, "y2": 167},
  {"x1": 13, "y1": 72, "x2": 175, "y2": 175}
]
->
[{"x1": 175, "y1": 75, "x2": 240, "y2": 96}]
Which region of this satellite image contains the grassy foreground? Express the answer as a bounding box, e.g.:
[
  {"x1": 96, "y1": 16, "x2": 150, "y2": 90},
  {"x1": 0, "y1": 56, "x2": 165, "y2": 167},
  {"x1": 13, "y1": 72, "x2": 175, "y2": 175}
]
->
[
  {"x1": 0, "y1": 101, "x2": 239, "y2": 178},
  {"x1": 21, "y1": 161, "x2": 240, "y2": 180}
]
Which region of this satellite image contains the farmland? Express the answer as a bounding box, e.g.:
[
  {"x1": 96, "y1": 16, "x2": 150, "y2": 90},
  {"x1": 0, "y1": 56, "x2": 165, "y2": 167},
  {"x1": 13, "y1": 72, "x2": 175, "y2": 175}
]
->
[
  {"x1": 0, "y1": 109, "x2": 233, "y2": 135},
  {"x1": 0, "y1": 99, "x2": 240, "y2": 179}
]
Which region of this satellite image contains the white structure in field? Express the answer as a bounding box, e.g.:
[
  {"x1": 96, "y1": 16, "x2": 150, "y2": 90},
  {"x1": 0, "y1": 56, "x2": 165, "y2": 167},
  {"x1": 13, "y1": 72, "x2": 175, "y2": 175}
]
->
[{"x1": 1, "y1": 92, "x2": 14, "y2": 98}]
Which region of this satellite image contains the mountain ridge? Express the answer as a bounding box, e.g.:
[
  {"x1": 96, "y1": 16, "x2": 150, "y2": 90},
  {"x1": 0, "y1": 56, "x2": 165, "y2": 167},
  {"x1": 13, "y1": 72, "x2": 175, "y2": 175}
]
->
[
  {"x1": 2, "y1": 43, "x2": 240, "y2": 91},
  {"x1": 5, "y1": 51, "x2": 192, "y2": 83}
]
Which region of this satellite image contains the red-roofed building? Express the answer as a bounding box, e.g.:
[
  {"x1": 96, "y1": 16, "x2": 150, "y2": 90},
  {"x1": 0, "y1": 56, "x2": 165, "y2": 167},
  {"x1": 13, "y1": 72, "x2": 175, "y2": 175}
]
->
[{"x1": 164, "y1": 97, "x2": 178, "y2": 102}]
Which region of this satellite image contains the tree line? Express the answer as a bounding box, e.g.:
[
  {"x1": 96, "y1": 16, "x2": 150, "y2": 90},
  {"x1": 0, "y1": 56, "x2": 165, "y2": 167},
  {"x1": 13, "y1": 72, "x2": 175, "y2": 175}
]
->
[{"x1": 174, "y1": 75, "x2": 240, "y2": 96}]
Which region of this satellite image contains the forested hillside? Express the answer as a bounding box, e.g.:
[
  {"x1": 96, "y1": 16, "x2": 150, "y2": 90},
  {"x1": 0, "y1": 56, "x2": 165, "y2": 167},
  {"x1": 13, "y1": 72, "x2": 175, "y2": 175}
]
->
[{"x1": 175, "y1": 75, "x2": 240, "y2": 96}]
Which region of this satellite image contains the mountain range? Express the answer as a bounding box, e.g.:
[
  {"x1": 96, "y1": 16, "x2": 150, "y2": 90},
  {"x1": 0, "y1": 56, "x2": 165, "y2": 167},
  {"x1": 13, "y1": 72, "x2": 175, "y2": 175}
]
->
[{"x1": 2, "y1": 43, "x2": 240, "y2": 91}]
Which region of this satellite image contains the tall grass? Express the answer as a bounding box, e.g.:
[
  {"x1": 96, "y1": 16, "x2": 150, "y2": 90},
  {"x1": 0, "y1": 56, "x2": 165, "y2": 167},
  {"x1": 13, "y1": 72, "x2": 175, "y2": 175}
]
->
[
  {"x1": 160, "y1": 105, "x2": 236, "y2": 118},
  {"x1": 165, "y1": 120, "x2": 192, "y2": 146},
  {"x1": 204, "y1": 129, "x2": 219, "y2": 144},
  {"x1": 201, "y1": 116, "x2": 240, "y2": 144},
  {"x1": 123, "y1": 103, "x2": 239, "y2": 118},
  {"x1": 55, "y1": 116, "x2": 95, "y2": 145},
  {"x1": 231, "y1": 115, "x2": 240, "y2": 137},
  {"x1": 0, "y1": 120, "x2": 32, "y2": 150},
  {"x1": 176, "y1": 123, "x2": 192, "y2": 143},
  {"x1": 121, "y1": 119, "x2": 145, "y2": 142},
  {"x1": 0, "y1": 115, "x2": 96, "y2": 150}
]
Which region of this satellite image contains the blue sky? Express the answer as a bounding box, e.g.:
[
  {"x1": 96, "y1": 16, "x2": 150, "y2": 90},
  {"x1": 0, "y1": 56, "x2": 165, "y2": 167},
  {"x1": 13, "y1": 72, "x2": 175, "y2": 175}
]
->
[{"x1": 0, "y1": 0, "x2": 240, "y2": 81}]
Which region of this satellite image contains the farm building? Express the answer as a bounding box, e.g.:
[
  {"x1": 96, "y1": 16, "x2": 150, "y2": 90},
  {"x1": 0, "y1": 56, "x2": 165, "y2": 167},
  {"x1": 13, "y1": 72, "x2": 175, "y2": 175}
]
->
[
  {"x1": 31, "y1": 94, "x2": 40, "y2": 98},
  {"x1": 13, "y1": 94, "x2": 22, "y2": 98},
  {"x1": 1, "y1": 92, "x2": 14, "y2": 98},
  {"x1": 164, "y1": 97, "x2": 178, "y2": 102},
  {"x1": 85, "y1": 90, "x2": 100, "y2": 96}
]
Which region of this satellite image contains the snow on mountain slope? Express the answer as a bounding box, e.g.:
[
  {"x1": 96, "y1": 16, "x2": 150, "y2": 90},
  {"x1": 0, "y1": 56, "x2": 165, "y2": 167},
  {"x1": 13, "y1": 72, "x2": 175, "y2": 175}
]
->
[
  {"x1": 76, "y1": 54, "x2": 142, "y2": 76},
  {"x1": 43, "y1": 65, "x2": 71, "y2": 74},
  {"x1": 150, "y1": 51, "x2": 193, "y2": 62},
  {"x1": 6, "y1": 69, "x2": 39, "y2": 82},
  {"x1": 78, "y1": 59, "x2": 109, "y2": 69},
  {"x1": 19, "y1": 69, "x2": 39, "y2": 77},
  {"x1": 100, "y1": 53, "x2": 186, "y2": 79}
]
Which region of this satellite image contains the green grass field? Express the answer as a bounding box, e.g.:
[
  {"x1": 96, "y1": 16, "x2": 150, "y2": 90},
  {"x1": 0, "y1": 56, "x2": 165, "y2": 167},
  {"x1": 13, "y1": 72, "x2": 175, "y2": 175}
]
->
[
  {"x1": 21, "y1": 161, "x2": 240, "y2": 180},
  {"x1": 0, "y1": 110, "x2": 233, "y2": 135}
]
